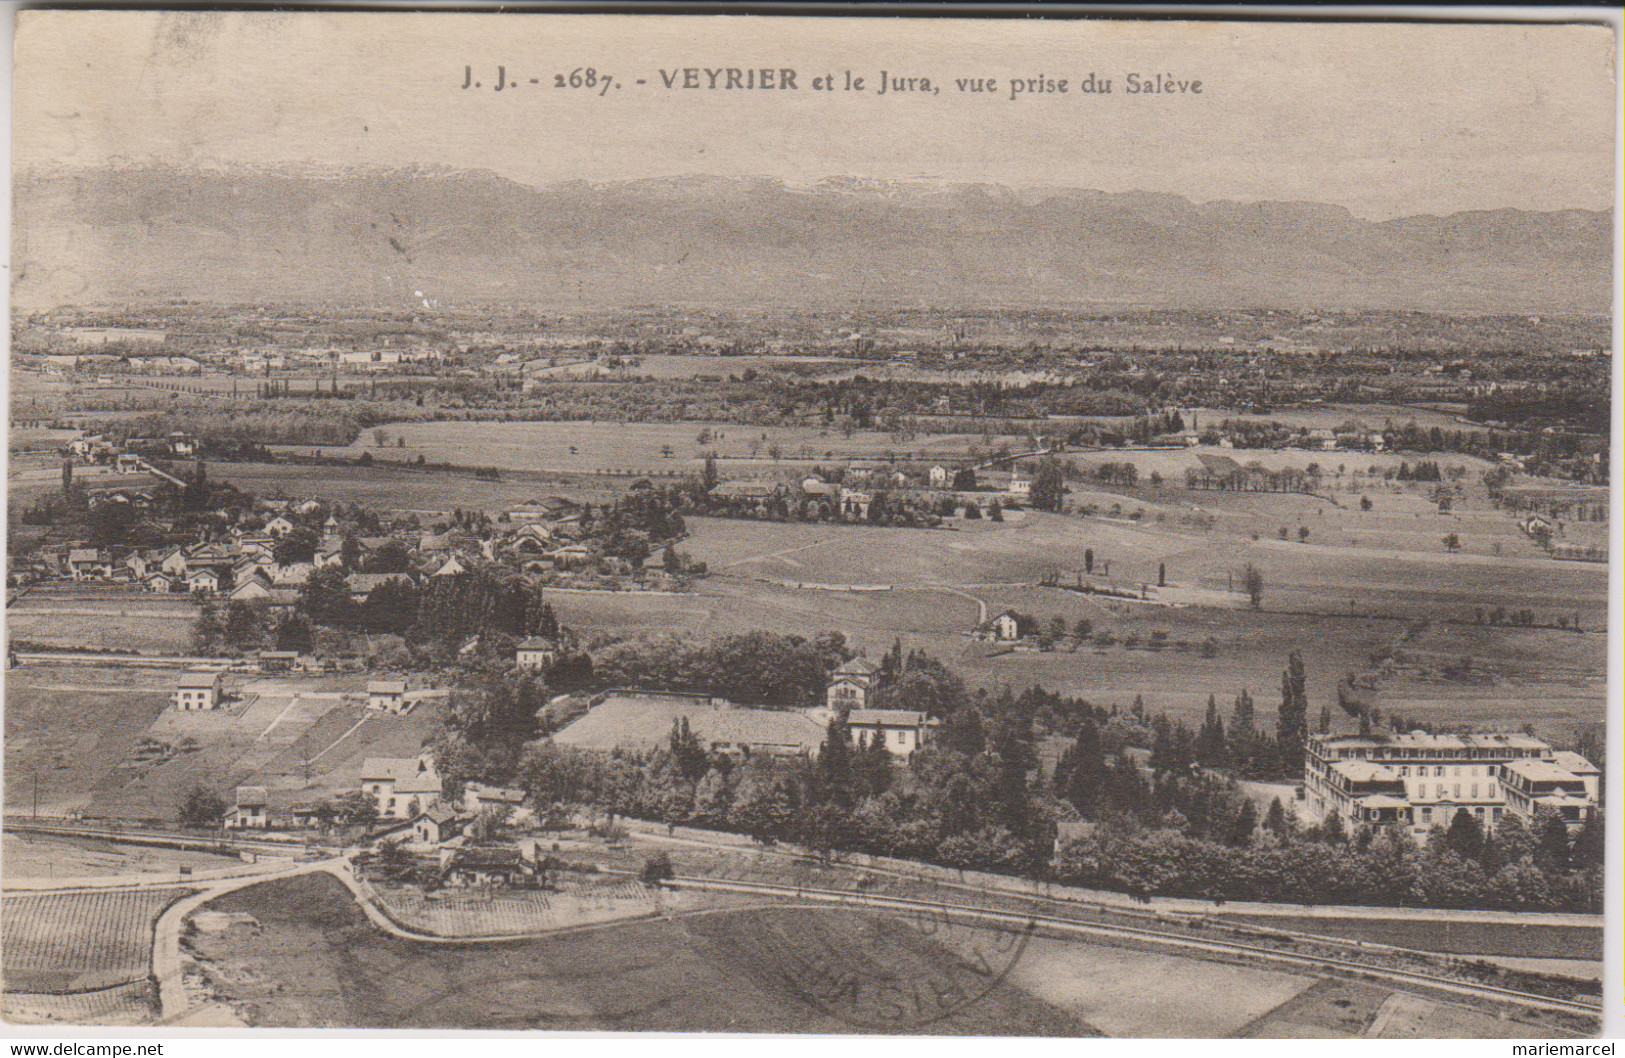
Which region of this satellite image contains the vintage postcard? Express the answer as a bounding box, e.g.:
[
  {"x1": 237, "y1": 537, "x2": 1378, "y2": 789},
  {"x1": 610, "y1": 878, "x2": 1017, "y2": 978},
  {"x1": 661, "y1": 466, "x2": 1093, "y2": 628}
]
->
[{"x1": 3, "y1": 10, "x2": 1615, "y2": 1039}]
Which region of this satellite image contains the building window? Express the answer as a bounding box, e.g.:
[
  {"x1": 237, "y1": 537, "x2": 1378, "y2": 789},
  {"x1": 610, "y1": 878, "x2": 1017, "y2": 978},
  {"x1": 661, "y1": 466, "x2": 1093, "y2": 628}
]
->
[
  {"x1": 1420, "y1": 807, "x2": 1432, "y2": 824},
  {"x1": 1453, "y1": 784, "x2": 1461, "y2": 798},
  {"x1": 1471, "y1": 784, "x2": 1478, "y2": 798}
]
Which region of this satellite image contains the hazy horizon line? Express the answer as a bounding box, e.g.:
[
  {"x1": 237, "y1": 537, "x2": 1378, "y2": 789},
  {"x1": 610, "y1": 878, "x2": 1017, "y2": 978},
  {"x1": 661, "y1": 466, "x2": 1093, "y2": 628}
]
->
[{"x1": 15, "y1": 160, "x2": 1613, "y2": 225}]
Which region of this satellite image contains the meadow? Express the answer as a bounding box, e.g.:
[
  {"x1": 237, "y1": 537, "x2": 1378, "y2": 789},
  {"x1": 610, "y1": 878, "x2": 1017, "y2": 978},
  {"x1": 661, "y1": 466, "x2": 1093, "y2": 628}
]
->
[{"x1": 554, "y1": 509, "x2": 1605, "y2": 741}]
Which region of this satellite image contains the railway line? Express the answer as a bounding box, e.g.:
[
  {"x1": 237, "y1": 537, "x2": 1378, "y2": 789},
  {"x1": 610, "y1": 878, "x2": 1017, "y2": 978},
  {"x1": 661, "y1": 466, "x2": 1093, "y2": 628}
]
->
[{"x1": 663, "y1": 875, "x2": 1602, "y2": 1021}]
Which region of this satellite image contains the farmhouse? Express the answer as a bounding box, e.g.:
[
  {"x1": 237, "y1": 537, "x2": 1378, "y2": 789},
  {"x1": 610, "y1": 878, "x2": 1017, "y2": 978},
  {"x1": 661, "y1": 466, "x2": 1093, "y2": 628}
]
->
[
  {"x1": 66, "y1": 548, "x2": 108, "y2": 581},
  {"x1": 440, "y1": 846, "x2": 531, "y2": 888},
  {"x1": 174, "y1": 670, "x2": 223, "y2": 711},
  {"x1": 361, "y1": 755, "x2": 443, "y2": 819},
  {"x1": 515, "y1": 637, "x2": 558, "y2": 670},
  {"x1": 1304, "y1": 731, "x2": 1599, "y2": 841},
  {"x1": 412, "y1": 803, "x2": 465, "y2": 845},
  {"x1": 186, "y1": 567, "x2": 223, "y2": 594},
  {"x1": 225, "y1": 787, "x2": 269, "y2": 830},
  {"x1": 982, "y1": 609, "x2": 1023, "y2": 642},
  {"x1": 846, "y1": 709, "x2": 936, "y2": 759},
  {"x1": 367, "y1": 680, "x2": 409, "y2": 713}
]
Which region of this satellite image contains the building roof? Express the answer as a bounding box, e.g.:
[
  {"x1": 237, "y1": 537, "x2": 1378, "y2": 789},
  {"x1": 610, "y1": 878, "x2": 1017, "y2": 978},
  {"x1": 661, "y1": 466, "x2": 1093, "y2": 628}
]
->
[
  {"x1": 176, "y1": 670, "x2": 221, "y2": 688},
  {"x1": 235, "y1": 786, "x2": 269, "y2": 807},
  {"x1": 447, "y1": 846, "x2": 524, "y2": 869},
  {"x1": 1503, "y1": 759, "x2": 1589, "y2": 784},
  {"x1": 360, "y1": 756, "x2": 441, "y2": 793},
  {"x1": 420, "y1": 803, "x2": 460, "y2": 825},
  {"x1": 1316, "y1": 731, "x2": 1550, "y2": 753},
  {"x1": 516, "y1": 637, "x2": 558, "y2": 651},
  {"x1": 1548, "y1": 750, "x2": 1600, "y2": 775},
  {"x1": 702, "y1": 709, "x2": 828, "y2": 752},
  {"x1": 67, "y1": 548, "x2": 101, "y2": 563},
  {"x1": 466, "y1": 783, "x2": 528, "y2": 804},
  {"x1": 1329, "y1": 760, "x2": 1399, "y2": 783},
  {"x1": 1352, "y1": 794, "x2": 1411, "y2": 810},
  {"x1": 553, "y1": 694, "x2": 826, "y2": 756},
  {"x1": 835, "y1": 656, "x2": 881, "y2": 676},
  {"x1": 368, "y1": 680, "x2": 408, "y2": 695},
  {"x1": 259, "y1": 650, "x2": 300, "y2": 659},
  {"x1": 847, "y1": 709, "x2": 931, "y2": 728}
]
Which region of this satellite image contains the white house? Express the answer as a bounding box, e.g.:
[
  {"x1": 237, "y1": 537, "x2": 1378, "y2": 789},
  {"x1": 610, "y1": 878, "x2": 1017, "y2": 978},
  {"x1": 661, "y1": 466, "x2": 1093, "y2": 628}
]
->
[
  {"x1": 929, "y1": 465, "x2": 949, "y2": 487},
  {"x1": 515, "y1": 637, "x2": 558, "y2": 671},
  {"x1": 186, "y1": 567, "x2": 222, "y2": 594},
  {"x1": 987, "y1": 610, "x2": 1022, "y2": 641},
  {"x1": 411, "y1": 803, "x2": 464, "y2": 845},
  {"x1": 174, "y1": 670, "x2": 223, "y2": 711},
  {"x1": 225, "y1": 787, "x2": 269, "y2": 829},
  {"x1": 847, "y1": 709, "x2": 936, "y2": 759},
  {"x1": 367, "y1": 680, "x2": 408, "y2": 714},
  {"x1": 360, "y1": 755, "x2": 443, "y2": 819},
  {"x1": 264, "y1": 515, "x2": 296, "y2": 536}
]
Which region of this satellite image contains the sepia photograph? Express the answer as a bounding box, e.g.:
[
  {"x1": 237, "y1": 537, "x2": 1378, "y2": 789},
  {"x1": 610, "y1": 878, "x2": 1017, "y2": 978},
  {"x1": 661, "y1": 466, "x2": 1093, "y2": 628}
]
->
[{"x1": 3, "y1": 8, "x2": 1617, "y2": 1040}]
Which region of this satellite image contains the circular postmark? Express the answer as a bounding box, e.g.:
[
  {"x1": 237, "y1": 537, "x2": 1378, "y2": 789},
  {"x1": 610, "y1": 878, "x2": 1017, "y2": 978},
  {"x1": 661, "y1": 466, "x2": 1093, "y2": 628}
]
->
[{"x1": 753, "y1": 891, "x2": 1036, "y2": 1031}]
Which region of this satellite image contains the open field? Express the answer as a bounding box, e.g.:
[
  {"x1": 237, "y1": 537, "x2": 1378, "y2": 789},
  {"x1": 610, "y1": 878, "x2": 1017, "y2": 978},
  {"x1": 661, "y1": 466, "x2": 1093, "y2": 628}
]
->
[
  {"x1": 272, "y1": 419, "x2": 1037, "y2": 477},
  {"x1": 1, "y1": 887, "x2": 183, "y2": 993},
  {"x1": 4, "y1": 665, "x2": 177, "y2": 817},
  {"x1": 544, "y1": 512, "x2": 1605, "y2": 738},
  {"x1": 1182, "y1": 404, "x2": 1476, "y2": 432},
  {"x1": 3, "y1": 665, "x2": 446, "y2": 822},
  {"x1": 1, "y1": 833, "x2": 242, "y2": 881},
  {"x1": 8, "y1": 595, "x2": 200, "y2": 654},
  {"x1": 5, "y1": 457, "x2": 619, "y2": 513}
]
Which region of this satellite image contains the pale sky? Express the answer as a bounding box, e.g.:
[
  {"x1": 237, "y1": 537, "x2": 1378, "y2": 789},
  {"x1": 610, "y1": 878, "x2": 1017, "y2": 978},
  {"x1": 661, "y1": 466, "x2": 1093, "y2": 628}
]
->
[{"x1": 12, "y1": 12, "x2": 1619, "y2": 219}]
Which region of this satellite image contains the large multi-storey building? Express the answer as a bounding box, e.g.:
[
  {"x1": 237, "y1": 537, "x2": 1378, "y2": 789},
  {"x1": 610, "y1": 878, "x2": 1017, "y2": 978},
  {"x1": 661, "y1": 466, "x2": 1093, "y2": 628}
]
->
[{"x1": 1304, "y1": 731, "x2": 1598, "y2": 840}]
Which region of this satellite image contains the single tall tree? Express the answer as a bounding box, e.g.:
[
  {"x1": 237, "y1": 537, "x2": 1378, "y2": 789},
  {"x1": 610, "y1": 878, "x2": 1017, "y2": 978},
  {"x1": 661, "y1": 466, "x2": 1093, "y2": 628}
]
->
[{"x1": 1276, "y1": 650, "x2": 1309, "y2": 776}]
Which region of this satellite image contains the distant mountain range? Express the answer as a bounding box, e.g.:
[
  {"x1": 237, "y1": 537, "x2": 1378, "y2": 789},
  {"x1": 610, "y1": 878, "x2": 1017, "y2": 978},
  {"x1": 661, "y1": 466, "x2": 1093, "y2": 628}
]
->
[{"x1": 11, "y1": 165, "x2": 1613, "y2": 313}]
